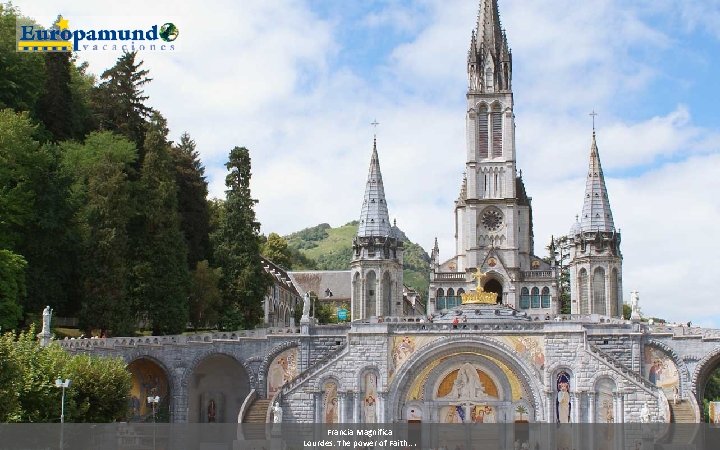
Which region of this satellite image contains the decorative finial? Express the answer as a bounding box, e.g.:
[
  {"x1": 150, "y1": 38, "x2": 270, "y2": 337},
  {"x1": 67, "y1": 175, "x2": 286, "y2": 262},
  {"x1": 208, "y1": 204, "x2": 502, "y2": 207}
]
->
[{"x1": 589, "y1": 110, "x2": 598, "y2": 133}]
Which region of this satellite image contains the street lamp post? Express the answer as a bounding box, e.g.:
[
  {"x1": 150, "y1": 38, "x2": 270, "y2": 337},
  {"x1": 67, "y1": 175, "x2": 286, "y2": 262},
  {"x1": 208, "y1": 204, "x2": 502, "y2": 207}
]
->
[
  {"x1": 147, "y1": 395, "x2": 160, "y2": 422},
  {"x1": 54, "y1": 378, "x2": 71, "y2": 423},
  {"x1": 147, "y1": 395, "x2": 160, "y2": 450}
]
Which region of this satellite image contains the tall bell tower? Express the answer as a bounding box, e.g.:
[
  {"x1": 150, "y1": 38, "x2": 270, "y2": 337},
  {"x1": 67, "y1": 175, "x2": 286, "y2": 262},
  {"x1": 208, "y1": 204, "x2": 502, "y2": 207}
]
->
[
  {"x1": 430, "y1": 0, "x2": 557, "y2": 315},
  {"x1": 567, "y1": 131, "x2": 623, "y2": 317},
  {"x1": 350, "y1": 138, "x2": 404, "y2": 321}
]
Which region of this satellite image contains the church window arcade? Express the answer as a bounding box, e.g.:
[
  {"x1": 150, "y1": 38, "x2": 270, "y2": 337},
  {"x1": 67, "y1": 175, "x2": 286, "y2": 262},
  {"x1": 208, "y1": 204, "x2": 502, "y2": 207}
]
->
[
  {"x1": 519, "y1": 286, "x2": 551, "y2": 310},
  {"x1": 435, "y1": 287, "x2": 464, "y2": 310}
]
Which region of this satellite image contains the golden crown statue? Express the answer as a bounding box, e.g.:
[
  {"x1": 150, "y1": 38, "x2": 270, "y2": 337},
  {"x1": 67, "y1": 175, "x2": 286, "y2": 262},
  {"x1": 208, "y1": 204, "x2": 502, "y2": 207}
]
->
[{"x1": 461, "y1": 271, "x2": 498, "y2": 305}]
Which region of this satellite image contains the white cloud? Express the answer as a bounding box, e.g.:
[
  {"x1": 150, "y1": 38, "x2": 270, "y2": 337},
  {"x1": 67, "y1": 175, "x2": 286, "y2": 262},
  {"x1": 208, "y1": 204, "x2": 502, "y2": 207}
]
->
[{"x1": 14, "y1": 0, "x2": 720, "y2": 326}]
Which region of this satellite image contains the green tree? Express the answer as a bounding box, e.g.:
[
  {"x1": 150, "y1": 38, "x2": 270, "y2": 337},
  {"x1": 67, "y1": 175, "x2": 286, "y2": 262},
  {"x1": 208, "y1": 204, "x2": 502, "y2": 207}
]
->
[
  {"x1": 0, "y1": 6, "x2": 45, "y2": 114},
  {"x1": 0, "y1": 250, "x2": 26, "y2": 331},
  {"x1": 313, "y1": 299, "x2": 336, "y2": 325},
  {"x1": 35, "y1": 48, "x2": 74, "y2": 141},
  {"x1": 62, "y1": 132, "x2": 138, "y2": 336},
  {"x1": 0, "y1": 109, "x2": 80, "y2": 318},
  {"x1": 130, "y1": 113, "x2": 190, "y2": 335},
  {"x1": 214, "y1": 147, "x2": 271, "y2": 330},
  {"x1": 1, "y1": 327, "x2": 131, "y2": 422},
  {"x1": 189, "y1": 260, "x2": 222, "y2": 330},
  {"x1": 171, "y1": 132, "x2": 210, "y2": 269},
  {"x1": 261, "y1": 232, "x2": 293, "y2": 269},
  {"x1": 207, "y1": 197, "x2": 226, "y2": 266},
  {"x1": 63, "y1": 353, "x2": 132, "y2": 422},
  {"x1": 623, "y1": 303, "x2": 631, "y2": 320},
  {"x1": 92, "y1": 51, "x2": 153, "y2": 156}
]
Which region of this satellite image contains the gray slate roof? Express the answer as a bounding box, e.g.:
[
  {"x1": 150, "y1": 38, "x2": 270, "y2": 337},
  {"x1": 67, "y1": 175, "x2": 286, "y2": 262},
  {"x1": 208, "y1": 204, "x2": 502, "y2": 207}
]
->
[
  {"x1": 357, "y1": 138, "x2": 392, "y2": 238},
  {"x1": 287, "y1": 270, "x2": 351, "y2": 300},
  {"x1": 579, "y1": 132, "x2": 615, "y2": 233}
]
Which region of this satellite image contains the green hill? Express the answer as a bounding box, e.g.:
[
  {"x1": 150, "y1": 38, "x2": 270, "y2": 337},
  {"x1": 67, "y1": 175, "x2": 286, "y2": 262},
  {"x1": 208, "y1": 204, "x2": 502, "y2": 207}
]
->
[{"x1": 285, "y1": 221, "x2": 431, "y2": 297}]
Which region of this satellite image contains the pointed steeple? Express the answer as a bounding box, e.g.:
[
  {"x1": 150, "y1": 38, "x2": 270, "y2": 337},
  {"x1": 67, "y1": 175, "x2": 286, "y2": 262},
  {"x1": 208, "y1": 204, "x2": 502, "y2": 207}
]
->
[
  {"x1": 357, "y1": 137, "x2": 392, "y2": 237},
  {"x1": 580, "y1": 132, "x2": 615, "y2": 232},
  {"x1": 468, "y1": 0, "x2": 511, "y2": 92},
  {"x1": 475, "y1": 0, "x2": 503, "y2": 53}
]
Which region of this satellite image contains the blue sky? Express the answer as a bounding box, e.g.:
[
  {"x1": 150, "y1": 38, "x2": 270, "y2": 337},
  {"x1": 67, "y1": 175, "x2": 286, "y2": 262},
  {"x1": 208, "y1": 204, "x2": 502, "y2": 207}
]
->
[{"x1": 16, "y1": 0, "x2": 720, "y2": 326}]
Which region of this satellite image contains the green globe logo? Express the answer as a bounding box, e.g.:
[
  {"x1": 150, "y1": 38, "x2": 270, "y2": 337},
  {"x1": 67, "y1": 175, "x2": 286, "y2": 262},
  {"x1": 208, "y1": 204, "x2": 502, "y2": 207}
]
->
[{"x1": 159, "y1": 23, "x2": 179, "y2": 42}]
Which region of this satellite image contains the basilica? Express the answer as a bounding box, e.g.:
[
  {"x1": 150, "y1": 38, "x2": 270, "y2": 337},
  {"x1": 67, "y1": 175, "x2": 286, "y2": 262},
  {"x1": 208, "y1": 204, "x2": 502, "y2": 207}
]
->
[{"x1": 62, "y1": 1, "x2": 720, "y2": 443}]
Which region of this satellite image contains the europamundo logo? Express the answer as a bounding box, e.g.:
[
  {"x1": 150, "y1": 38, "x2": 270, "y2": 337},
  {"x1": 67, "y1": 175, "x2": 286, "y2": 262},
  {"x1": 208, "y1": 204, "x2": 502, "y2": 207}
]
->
[{"x1": 16, "y1": 15, "x2": 179, "y2": 53}]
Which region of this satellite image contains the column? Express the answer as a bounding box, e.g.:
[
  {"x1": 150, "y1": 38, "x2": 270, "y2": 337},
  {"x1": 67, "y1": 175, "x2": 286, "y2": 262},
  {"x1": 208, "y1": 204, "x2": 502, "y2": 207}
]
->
[
  {"x1": 314, "y1": 391, "x2": 322, "y2": 423},
  {"x1": 378, "y1": 392, "x2": 387, "y2": 423},
  {"x1": 339, "y1": 392, "x2": 347, "y2": 423},
  {"x1": 353, "y1": 392, "x2": 360, "y2": 423},
  {"x1": 587, "y1": 392, "x2": 595, "y2": 423}
]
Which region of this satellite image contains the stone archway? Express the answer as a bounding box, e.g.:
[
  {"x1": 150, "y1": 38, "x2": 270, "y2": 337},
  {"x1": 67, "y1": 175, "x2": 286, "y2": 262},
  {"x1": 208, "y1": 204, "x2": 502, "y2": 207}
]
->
[
  {"x1": 388, "y1": 338, "x2": 544, "y2": 423},
  {"x1": 484, "y1": 279, "x2": 503, "y2": 304},
  {"x1": 127, "y1": 357, "x2": 171, "y2": 422},
  {"x1": 187, "y1": 353, "x2": 250, "y2": 423},
  {"x1": 693, "y1": 349, "x2": 720, "y2": 420}
]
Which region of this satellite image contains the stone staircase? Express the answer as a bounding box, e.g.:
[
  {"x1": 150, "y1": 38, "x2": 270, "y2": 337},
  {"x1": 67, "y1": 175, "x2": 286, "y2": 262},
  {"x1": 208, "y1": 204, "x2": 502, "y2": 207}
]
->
[
  {"x1": 662, "y1": 397, "x2": 698, "y2": 446},
  {"x1": 587, "y1": 343, "x2": 656, "y2": 392},
  {"x1": 243, "y1": 398, "x2": 271, "y2": 423},
  {"x1": 668, "y1": 399, "x2": 696, "y2": 423},
  {"x1": 241, "y1": 398, "x2": 271, "y2": 442}
]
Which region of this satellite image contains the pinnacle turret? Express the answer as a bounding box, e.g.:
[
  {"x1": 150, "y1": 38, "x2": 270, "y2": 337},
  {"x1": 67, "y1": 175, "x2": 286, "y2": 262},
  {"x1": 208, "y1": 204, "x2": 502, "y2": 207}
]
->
[
  {"x1": 579, "y1": 132, "x2": 615, "y2": 233},
  {"x1": 357, "y1": 137, "x2": 392, "y2": 237}
]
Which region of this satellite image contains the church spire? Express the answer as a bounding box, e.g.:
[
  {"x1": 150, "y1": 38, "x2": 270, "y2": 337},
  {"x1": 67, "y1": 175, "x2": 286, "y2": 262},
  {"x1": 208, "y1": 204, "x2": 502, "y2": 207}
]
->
[
  {"x1": 357, "y1": 137, "x2": 392, "y2": 237},
  {"x1": 580, "y1": 132, "x2": 615, "y2": 232},
  {"x1": 468, "y1": 0, "x2": 511, "y2": 92}
]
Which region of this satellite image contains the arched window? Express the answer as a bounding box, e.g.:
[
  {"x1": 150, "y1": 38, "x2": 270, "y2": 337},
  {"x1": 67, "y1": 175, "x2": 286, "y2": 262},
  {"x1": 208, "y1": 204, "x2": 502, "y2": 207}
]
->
[
  {"x1": 447, "y1": 288, "x2": 457, "y2": 308},
  {"x1": 383, "y1": 271, "x2": 392, "y2": 316},
  {"x1": 520, "y1": 287, "x2": 530, "y2": 309},
  {"x1": 541, "y1": 287, "x2": 551, "y2": 309},
  {"x1": 531, "y1": 287, "x2": 540, "y2": 309},
  {"x1": 491, "y1": 104, "x2": 502, "y2": 158},
  {"x1": 592, "y1": 267, "x2": 606, "y2": 315},
  {"x1": 595, "y1": 378, "x2": 616, "y2": 423},
  {"x1": 353, "y1": 272, "x2": 361, "y2": 320},
  {"x1": 610, "y1": 269, "x2": 619, "y2": 317},
  {"x1": 436, "y1": 288, "x2": 445, "y2": 310},
  {"x1": 366, "y1": 271, "x2": 377, "y2": 318},
  {"x1": 579, "y1": 269, "x2": 589, "y2": 314},
  {"x1": 322, "y1": 380, "x2": 339, "y2": 423},
  {"x1": 361, "y1": 372, "x2": 379, "y2": 423},
  {"x1": 478, "y1": 105, "x2": 489, "y2": 159}
]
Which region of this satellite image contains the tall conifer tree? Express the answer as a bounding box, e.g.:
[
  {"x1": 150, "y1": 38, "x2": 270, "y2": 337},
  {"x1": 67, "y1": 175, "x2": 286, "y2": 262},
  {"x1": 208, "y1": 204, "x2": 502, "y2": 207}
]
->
[
  {"x1": 36, "y1": 51, "x2": 73, "y2": 141},
  {"x1": 130, "y1": 113, "x2": 190, "y2": 335},
  {"x1": 62, "y1": 132, "x2": 138, "y2": 336},
  {"x1": 215, "y1": 147, "x2": 270, "y2": 329},
  {"x1": 171, "y1": 132, "x2": 210, "y2": 269},
  {"x1": 92, "y1": 52, "x2": 153, "y2": 158}
]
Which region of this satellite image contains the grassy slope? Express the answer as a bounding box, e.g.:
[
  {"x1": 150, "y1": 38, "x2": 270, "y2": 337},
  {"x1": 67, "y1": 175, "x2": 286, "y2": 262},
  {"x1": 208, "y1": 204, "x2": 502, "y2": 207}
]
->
[{"x1": 285, "y1": 222, "x2": 430, "y2": 297}]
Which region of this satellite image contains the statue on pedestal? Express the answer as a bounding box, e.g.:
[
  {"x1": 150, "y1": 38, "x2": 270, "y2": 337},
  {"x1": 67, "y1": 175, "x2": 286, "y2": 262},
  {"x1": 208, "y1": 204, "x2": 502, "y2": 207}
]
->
[
  {"x1": 42, "y1": 305, "x2": 52, "y2": 334},
  {"x1": 272, "y1": 402, "x2": 283, "y2": 423},
  {"x1": 630, "y1": 291, "x2": 642, "y2": 320},
  {"x1": 302, "y1": 292, "x2": 311, "y2": 320}
]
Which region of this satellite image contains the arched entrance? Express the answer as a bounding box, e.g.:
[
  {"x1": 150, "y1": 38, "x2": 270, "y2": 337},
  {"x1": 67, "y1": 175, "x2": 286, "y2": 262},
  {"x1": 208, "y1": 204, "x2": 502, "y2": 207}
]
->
[
  {"x1": 484, "y1": 279, "x2": 503, "y2": 304},
  {"x1": 188, "y1": 354, "x2": 250, "y2": 423},
  {"x1": 127, "y1": 358, "x2": 171, "y2": 422},
  {"x1": 388, "y1": 339, "x2": 543, "y2": 448},
  {"x1": 695, "y1": 351, "x2": 720, "y2": 422}
]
